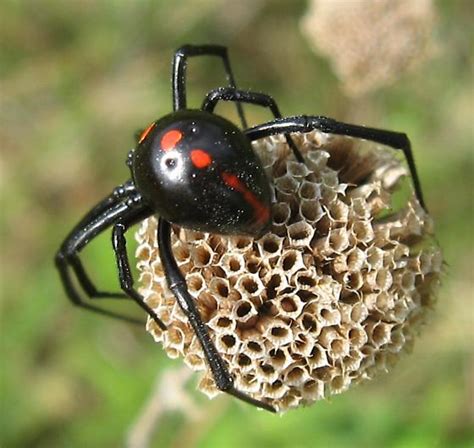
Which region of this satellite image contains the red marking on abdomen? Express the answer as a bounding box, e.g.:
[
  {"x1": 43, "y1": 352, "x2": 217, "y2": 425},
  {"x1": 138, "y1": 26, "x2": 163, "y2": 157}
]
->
[
  {"x1": 161, "y1": 129, "x2": 183, "y2": 151},
  {"x1": 138, "y1": 122, "x2": 156, "y2": 144},
  {"x1": 190, "y1": 149, "x2": 212, "y2": 168},
  {"x1": 221, "y1": 172, "x2": 270, "y2": 224}
]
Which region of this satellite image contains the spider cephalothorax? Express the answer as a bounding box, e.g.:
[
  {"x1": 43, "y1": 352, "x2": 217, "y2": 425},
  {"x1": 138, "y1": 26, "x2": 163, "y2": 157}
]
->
[{"x1": 56, "y1": 44, "x2": 427, "y2": 413}]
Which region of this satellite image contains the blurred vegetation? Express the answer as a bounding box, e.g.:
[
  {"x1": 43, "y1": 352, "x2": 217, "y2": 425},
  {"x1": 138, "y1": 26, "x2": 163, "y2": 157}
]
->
[{"x1": 1, "y1": 1, "x2": 473, "y2": 447}]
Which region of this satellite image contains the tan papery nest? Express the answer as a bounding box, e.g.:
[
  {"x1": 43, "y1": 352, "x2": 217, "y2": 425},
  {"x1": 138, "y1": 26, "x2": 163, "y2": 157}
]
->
[{"x1": 136, "y1": 131, "x2": 442, "y2": 412}]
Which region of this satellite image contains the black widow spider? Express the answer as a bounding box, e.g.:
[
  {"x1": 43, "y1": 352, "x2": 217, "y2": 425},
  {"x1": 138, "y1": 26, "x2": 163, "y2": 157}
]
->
[{"x1": 55, "y1": 44, "x2": 426, "y2": 413}]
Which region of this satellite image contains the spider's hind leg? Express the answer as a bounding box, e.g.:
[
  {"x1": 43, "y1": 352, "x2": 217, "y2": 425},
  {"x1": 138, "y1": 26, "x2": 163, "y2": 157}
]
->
[
  {"x1": 157, "y1": 218, "x2": 276, "y2": 412},
  {"x1": 172, "y1": 44, "x2": 247, "y2": 127},
  {"x1": 202, "y1": 87, "x2": 304, "y2": 163}
]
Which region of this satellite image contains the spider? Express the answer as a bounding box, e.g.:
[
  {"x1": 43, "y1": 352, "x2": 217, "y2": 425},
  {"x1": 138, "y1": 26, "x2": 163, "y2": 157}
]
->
[{"x1": 55, "y1": 44, "x2": 426, "y2": 413}]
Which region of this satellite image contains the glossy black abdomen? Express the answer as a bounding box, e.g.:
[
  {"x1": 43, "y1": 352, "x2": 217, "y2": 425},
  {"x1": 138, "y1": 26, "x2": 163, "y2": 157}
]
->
[{"x1": 132, "y1": 110, "x2": 272, "y2": 236}]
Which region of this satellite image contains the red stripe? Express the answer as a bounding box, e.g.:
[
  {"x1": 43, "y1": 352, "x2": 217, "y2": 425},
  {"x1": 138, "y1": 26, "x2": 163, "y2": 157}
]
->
[
  {"x1": 138, "y1": 122, "x2": 156, "y2": 144},
  {"x1": 221, "y1": 172, "x2": 270, "y2": 224}
]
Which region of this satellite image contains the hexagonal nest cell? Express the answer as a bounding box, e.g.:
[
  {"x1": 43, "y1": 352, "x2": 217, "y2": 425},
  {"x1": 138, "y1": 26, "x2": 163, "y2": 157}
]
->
[{"x1": 135, "y1": 131, "x2": 442, "y2": 413}]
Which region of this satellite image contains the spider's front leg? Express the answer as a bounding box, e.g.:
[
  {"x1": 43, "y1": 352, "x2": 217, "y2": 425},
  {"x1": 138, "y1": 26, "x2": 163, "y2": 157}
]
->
[
  {"x1": 61, "y1": 180, "x2": 137, "y2": 300},
  {"x1": 112, "y1": 215, "x2": 167, "y2": 331},
  {"x1": 157, "y1": 218, "x2": 276, "y2": 413},
  {"x1": 55, "y1": 183, "x2": 163, "y2": 326}
]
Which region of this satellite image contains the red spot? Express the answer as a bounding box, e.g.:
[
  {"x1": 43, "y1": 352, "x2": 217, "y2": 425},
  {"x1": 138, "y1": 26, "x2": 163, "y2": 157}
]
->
[
  {"x1": 190, "y1": 149, "x2": 212, "y2": 169},
  {"x1": 161, "y1": 129, "x2": 182, "y2": 151},
  {"x1": 138, "y1": 122, "x2": 156, "y2": 144},
  {"x1": 221, "y1": 172, "x2": 270, "y2": 225}
]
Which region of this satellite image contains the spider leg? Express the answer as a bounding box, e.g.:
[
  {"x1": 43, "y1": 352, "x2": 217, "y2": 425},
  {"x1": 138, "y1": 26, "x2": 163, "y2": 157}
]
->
[
  {"x1": 112, "y1": 221, "x2": 167, "y2": 331},
  {"x1": 73, "y1": 180, "x2": 137, "y2": 229},
  {"x1": 157, "y1": 218, "x2": 276, "y2": 412},
  {"x1": 245, "y1": 115, "x2": 426, "y2": 210},
  {"x1": 69, "y1": 255, "x2": 127, "y2": 299},
  {"x1": 55, "y1": 185, "x2": 153, "y2": 324},
  {"x1": 202, "y1": 87, "x2": 304, "y2": 163},
  {"x1": 62, "y1": 180, "x2": 138, "y2": 299},
  {"x1": 172, "y1": 44, "x2": 247, "y2": 127}
]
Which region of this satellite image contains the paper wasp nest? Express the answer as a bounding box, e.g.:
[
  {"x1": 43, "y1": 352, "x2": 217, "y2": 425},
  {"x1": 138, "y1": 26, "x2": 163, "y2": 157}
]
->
[{"x1": 136, "y1": 131, "x2": 442, "y2": 413}]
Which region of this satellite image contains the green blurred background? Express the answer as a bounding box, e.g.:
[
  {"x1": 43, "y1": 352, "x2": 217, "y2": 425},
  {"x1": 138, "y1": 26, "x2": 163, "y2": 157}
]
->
[{"x1": 1, "y1": 1, "x2": 473, "y2": 447}]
